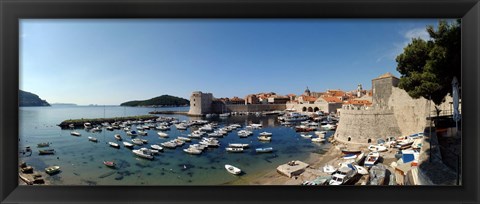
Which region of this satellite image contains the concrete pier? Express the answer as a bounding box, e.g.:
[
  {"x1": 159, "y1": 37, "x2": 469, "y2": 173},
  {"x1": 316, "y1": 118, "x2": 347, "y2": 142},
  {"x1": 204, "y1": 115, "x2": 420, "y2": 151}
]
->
[{"x1": 276, "y1": 160, "x2": 309, "y2": 178}]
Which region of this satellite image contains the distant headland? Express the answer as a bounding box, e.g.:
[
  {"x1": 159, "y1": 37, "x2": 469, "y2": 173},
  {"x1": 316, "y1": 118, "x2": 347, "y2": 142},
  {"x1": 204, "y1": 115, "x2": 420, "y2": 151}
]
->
[
  {"x1": 120, "y1": 95, "x2": 189, "y2": 107},
  {"x1": 19, "y1": 90, "x2": 50, "y2": 107}
]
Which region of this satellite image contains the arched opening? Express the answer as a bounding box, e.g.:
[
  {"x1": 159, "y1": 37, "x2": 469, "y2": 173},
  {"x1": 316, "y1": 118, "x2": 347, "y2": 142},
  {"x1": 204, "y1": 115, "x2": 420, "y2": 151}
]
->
[
  {"x1": 367, "y1": 138, "x2": 372, "y2": 143},
  {"x1": 307, "y1": 107, "x2": 313, "y2": 112},
  {"x1": 348, "y1": 137, "x2": 351, "y2": 142},
  {"x1": 313, "y1": 107, "x2": 319, "y2": 112},
  {"x1": 302, "y1": 107, "x2": 307, "y2": 112}
]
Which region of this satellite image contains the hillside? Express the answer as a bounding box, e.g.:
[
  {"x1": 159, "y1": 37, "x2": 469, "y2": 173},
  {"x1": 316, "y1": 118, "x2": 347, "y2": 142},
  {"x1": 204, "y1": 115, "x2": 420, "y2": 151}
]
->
[
  {"x1": 120, "y1": 95, "x2": 189, "y2": 107},
  {"x1": 19, "y1": 90, "x2": 50, "y2": 107}
]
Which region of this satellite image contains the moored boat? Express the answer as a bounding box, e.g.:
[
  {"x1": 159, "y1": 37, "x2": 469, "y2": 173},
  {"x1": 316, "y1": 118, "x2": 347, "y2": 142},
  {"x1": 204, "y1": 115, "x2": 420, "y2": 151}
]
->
[
  {"x1": 364, "y1": 152, "x2": 380, "y2": 167},
  {"x1": 70, "y1": 131, "x2": 81, "y2": 136},
  {"x1": 45, "y1": 166, "x2": 61, "y2": 175},
  {"x1": 103, "y1": 161, "x2": 116, "y2": 168},
  {"x1": 255, "y1": 147, "x2": 273, "y2": 153},
  {"x1": 228, "y1": 143, "x2": 249, "y2": 148},
  {"x1": 151, "y1": 144, "x2": 163, "y2": 151},
  {"x1": 259, "y1": 132, "x2": 272, "y2": 136},
  {"x1": 132, "y1": 148, "x2": 154, "y2": 160},
  {"x1": 114, "y1": 134, "x2": 122, "y2": 141},
  {"x1": 312, "y1": 138, "x2": 326, "y2": 143},
  {"x1": 123, "y1": 141, "x2": 134, "y2": 148},
  {"x1": 108, "y1": 142, "x2": 120, "y2": 148},
  {"x1": 183, "y1": 148, "x2": 202, "y2": 155},
  {"x1": 157, "y1": 132, "x2": 169, "y2": 138},
  {"x1": 88, "y1": 137, "x2": 98, "y2": 142},
  {"x1": 257, "y1": 135, "x2": 272, "y2": 142},
  {"x1": 131, "y1": 138, "x2": 143, "y2": 145},
  {"x1": 177, "y1": 136, "x2": 192, "y2": 142},
  {"x1": 225, "y1": 147, "x2": 244, "y2": 153},
  {"x1": 225, "y1": 164, "x2": 242, "y2": 175},
  {"x1": 37, "y1": 142, "x2": 50, "y2": 148},
  {"x1": 300, "y1": 134, "x2": 312, "y2": 138},
  {"x1": 39, "y1": 149, "x2": 55, "y2": 155}
]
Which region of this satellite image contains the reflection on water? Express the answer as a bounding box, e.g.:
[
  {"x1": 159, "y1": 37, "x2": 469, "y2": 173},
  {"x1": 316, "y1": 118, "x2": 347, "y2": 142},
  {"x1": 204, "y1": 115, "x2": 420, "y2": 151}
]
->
[{"x1": 19, "y1": 106, "x2": 332, "y2": 185}]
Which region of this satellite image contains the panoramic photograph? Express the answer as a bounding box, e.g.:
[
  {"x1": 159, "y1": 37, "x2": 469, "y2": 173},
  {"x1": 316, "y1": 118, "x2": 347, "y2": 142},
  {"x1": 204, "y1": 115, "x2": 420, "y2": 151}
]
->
[{"x1": 18, "y1": 19, "x2": 461, "y2": 186}]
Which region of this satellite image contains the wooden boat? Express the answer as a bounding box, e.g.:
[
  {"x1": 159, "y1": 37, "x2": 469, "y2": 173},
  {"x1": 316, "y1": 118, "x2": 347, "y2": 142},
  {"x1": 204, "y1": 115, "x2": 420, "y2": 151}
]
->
[
  {"x1": 123, "y1": 141, "x2": 134, "y2": 148},
  {"x1": 228, "y1": 143, "x2": 249, "y2": 148},
  {"x1": 108, "y1": 142, "x2": 120, "y2": 148},
  {"x1": 157, "y1": 132, "x2": 169, "y2": 138},
  {"x1": 103, "y1": 161, "x2": 116, "y2": 168},
  {"x1": 255, "y1": 147, "x2": 273, "y2": 153},
  {"x1": 114, "y1": 134, "x2": 122, "y2": 141},
  {"x1": 132, "y1": 148, "x2": 154, "y2": 160},
  {"x1": 70, "y1": 131, "x2": 81, "y2": 136},
  {"x1": 183, "y1": 148, "x2": 202, "y2": 155},
  {"x1": 39, "y1": 149, "x2": 55, "y2": 155},
  {"x1": 295, "y1": 126, "x2": 315, "y2": 132},
  {"x1": 341, "y1": 149, "x2": 362, "y2": 155},
  {"x1": 45, "y1": 166, "x2": 61, "y2": 175},
  {"x1": 225, "y1": 164, "x2": 242, "y2": 175},
  {"x1": 88, "y1": 137, "x2": 98, "y2": 142},
  {"x1": 226, "y1": 147, "x2": 244, "y2": 153},
  {"x1": 364, "y1": 152, "x2": 380, "y2": 167},
  {"x1": 258, "y1": 136, "x2": 272, "y2": 142},
  {"x1": 37, "y1": 142, "x2": 50, "y2": 148}
]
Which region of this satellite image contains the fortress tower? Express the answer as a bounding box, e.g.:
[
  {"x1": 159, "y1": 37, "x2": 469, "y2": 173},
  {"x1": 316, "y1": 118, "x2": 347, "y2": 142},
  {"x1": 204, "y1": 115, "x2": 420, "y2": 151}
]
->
[
  {"x1": 188, "y1": 91, "x2": 213, "y2": 116},
  {"x1": 372, "y1": 72, "x2": 399, "y2": 107}
]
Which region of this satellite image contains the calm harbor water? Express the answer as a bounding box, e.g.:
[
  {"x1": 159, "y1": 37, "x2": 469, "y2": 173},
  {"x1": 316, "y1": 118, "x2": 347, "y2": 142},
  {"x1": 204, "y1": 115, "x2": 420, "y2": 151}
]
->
[{"x1": 19, "y1": 105, "x2": 332, "y2": 185}]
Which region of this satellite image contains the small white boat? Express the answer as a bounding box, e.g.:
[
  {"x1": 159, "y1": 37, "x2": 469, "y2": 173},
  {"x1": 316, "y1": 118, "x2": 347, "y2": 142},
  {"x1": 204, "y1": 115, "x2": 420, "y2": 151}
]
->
[
  {"x1": 364, "y1": 152, "x2": 380, "y2": 167},
  {"x1": 300, "y1": 134, "x2": 312, "y2": 138},
  {"x1": 126, "y1": 130, "x2": 138, "y2": 136},
  {"x1": 225, "y1": 164, "x2": 242, "y2": 175},
  {"x1": 141, "y1": 139, "x2": 148, "y2": 144},
  {"x1": 183, "y1": 148, "x2": 202, "y2": 155},
  {"x1": 161, "y1": 141, "x2": 177, "y2": 149},
  {"x1": 151, "y1": 144, "x2": 163, "y2": 151},
  {"x1": 322, "y1": 164, "x2": 337, "y2": 174},
  {"x1": 329, "y1": 165, "x2": 357, "y2": 185},
  {"x1": 255, "y1": 147, "x2": 273, "y2": 153},
  {"x1": 131, "y1": 138, "x2": 143, "y2": 145},
  {"x1": 259, "y1": 132, "x2": 272, "y2": 136},
  {"x1": 114, "y1": 134, "x2": 122, "y2": 141},
  {"x1": 258, "y1": 136, "x2": 271, "y2": 141},
  {"x1": 132, "y1": 148, "x2": 154, "y2": 160},
  {"x1": 84, "y1": 122, "x2": 92, "y2": 129},
  {"x1": 175, "y1": 124, "x2": 188, "y2": 130},
  {"x1": 368, "y1": 145, "x2": 387, "y2": 152},
  {"x1": 70, "y1": 131, "x2": 81, "y2": 136},
  {"x1": 226, "y1": 147, "x2": 244, "y2": 153},
  {"x1": 354, "y1": 165, "x2": 369, "y2": 175},
  {"x1": 312, "y1": 138, "x2": 326, "y2": 143},
  {"x1": 138, "y1": 130, "x2": 148, "y2": 136},
  {"x1": 314, "y1": 131, "x2": 327, "y2": 137},
  {"x1": 45, "y1": 166, "x2": 61, "y2": 175},
  {"x1": 343, "y1": 154, "x2": 358, "y2": 160},
  {"x1": 108, "y1": 142, "x2": 120, "y2": 148},
  {"x1": 123, "y1": 141, "x2": 134, "y2": 148},
  {"x1": 88, "y1": 137, "x2": 98, "y2": 142},
  {"x1": 228, "y1": 143, "x2": 249, "y2": 148},
  {"x1": 157, "y1": 132, "x2": 169, "y2": 138},
  {"x1": 177, "y1": 136, "x2": 192, "y2": 142}
]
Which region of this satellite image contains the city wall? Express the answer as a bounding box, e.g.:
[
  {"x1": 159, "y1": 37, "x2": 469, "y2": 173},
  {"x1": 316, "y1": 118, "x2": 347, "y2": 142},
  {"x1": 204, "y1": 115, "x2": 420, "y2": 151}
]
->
[{"x1": 212, "y1": 103, "x2": 286, "y2": 113}]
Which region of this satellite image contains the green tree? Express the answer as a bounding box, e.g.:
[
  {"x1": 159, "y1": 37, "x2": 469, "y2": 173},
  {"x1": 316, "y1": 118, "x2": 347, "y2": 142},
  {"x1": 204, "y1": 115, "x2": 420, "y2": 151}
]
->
[{"x1": 396, "y1": 20, "x2": 461, "y2": 105}]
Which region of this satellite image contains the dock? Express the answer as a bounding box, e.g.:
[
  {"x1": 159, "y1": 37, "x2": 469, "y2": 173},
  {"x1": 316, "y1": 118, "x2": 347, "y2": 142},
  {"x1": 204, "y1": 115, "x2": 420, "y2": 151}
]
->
[
  {"x1": 276, "y1": 160, "x2": 309, "y2": 178},
  {"x1": 58, "y1": 115, "x2": 159, "y2": 129}
]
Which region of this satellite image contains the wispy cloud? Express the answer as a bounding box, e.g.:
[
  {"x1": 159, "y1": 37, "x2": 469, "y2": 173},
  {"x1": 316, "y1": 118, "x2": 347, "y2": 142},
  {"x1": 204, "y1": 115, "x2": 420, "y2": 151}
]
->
[{"x1": 376, "y1": 27, "x2": 431, "y2": 63}]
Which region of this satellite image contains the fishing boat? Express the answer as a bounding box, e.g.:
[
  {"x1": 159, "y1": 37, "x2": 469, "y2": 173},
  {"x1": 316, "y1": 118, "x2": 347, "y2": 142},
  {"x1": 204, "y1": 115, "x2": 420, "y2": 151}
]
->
[
  {"x1": 364, "y1": 152, "x2": 380, "y2": 167},
  {"x1": 226, "y1": 147, "x2": 244, "y2": 153},
  {"x1": 228, "y1": 143, "x2": 249, "y2": 148},
  {"x1": 225, "y1": 164, "x2": 242, "y2": 175},
  {"x1": 131, "y1": 138, "x2": 143, "y2": 145},
  {"x1": 45, "y1": 166, "x2": 61, "y2": 175},
  {"x1": 38, "y1": 149, "x2": 55, "y2": 155},
  {"x1": 123, "y1": 141, "x2": 134, "y2": 148},
  {"x1": 37, "y1": 142, "x2": 50, "y2": 148},
  {"x1": 132, "y1": 148, "x2": 154, "y2": 160},
  {"x1": 353, "y1": 165, "x2": 369, "y2": 175},
  {"x1": 255, "y1": 147, "x2": 273, "y2": 153},
  {"x1": 151, "y1": 144, "x2": 163, "y2": 151},
  {"x1": 312, "y1": 138, "x2": 326, "y2": 143},
  {"x1": 157, "y1": 132, "x2": 169, "y2": 138},
  {"x1": 103, "y1": 161, "x2": 116, "y2": 168},
  {"x1": 88, "y1": 137, "x2": 98, "y2": 142},
  {"x1": 183, "y1": 148, "x2": 202, "y2": 155},
  {"x1": 257, "y1": 135, "x2": 272, "y2": 142},
  {"x1": 300, "y1": 134, "x2": 312, "y2": 138},
  {"x1": 259, "y1": 132, "x2": 272, "y2": 136},
  {"x1": 368, "y1": 145, "x2": 387, "y2": 152},
  {"x1": 329, "y1": 165, "x2": 357, "y2": 185},
  {"x1": 177, "y1": 136, "x2": 192, "y2": 142},
  {"x1": 114, "y1": 134, "x2": 122, "y2": 141},
  {"x1": 70, "y1": 131, "x2": 81, "y2": 136},
  {"x1": 108, "y1": 142, "x2": 120, "y2": 148},
  {"x1": 341, "y1": 149, "x2": 362, "y2": 155}
]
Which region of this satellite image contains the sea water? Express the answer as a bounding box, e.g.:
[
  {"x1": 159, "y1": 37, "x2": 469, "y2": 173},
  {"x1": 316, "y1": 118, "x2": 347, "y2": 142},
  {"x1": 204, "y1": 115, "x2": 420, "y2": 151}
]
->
[{"x1": 19, "y1": 105, "x2": 332, "y2": 185}]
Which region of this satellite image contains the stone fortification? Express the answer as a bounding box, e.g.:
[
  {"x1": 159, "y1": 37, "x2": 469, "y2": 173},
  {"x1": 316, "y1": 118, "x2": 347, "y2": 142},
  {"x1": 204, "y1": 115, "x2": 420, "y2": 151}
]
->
[
  {"x1": 212, "y1": 103, "x2": 286, "y2": 113},
  {"x1": 188, "y1": 91, "x2": 213, "y2": 116}
]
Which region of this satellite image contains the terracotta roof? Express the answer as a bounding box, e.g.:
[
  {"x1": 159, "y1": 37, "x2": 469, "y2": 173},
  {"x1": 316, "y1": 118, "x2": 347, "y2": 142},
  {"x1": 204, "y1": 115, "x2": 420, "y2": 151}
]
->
[
  {"x1": 287, "y1": 93, "x2": 296, "y2": 97},
  {"x1": 302, "y1": 95, "x2": 317, "y2": 102},
  {"x1": 321, "y1": 96, "x2": 342, "y2": 103},
  {"x1": 344, "y1": 99, "x2": 372, "y2": 106}
]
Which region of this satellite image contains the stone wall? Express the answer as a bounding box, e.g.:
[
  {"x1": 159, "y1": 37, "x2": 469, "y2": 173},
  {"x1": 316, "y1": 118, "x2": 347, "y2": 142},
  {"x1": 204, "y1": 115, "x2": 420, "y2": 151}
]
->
[
  {"x1": 188, "y1": 91, "x2": 213, "y2": 116},
  {"x1": 212, "y1": 103, "x2": 286, "y2": 113}
]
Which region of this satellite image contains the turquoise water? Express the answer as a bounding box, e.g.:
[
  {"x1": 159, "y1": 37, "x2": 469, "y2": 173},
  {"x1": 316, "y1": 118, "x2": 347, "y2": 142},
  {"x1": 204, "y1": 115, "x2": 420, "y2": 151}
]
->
[{"x1": 19, "y1": 106, "x2": 332, "y2": 185}]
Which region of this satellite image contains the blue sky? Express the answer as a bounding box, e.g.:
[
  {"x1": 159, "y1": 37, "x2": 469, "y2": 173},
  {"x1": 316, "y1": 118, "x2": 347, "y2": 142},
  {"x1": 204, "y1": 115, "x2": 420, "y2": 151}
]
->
[{"x1": 20, "y1": 19, "x2": 442, "y2": 105}]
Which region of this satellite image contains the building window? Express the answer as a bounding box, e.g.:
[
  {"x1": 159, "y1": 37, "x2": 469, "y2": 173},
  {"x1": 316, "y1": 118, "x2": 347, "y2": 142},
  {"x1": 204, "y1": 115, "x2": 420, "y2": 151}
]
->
[
  {"x1": 193, "y1": 104, "x2": 195, "y2": 106},
  {"x1": 194, "y1": 99, "x2": 195, "y2": 102},
  {"x1": 367, "y1": 138, "x2": 372, "y2": 143},
  {"x1": 348, "y1": 137, "x2": 351, "y2": 142}
]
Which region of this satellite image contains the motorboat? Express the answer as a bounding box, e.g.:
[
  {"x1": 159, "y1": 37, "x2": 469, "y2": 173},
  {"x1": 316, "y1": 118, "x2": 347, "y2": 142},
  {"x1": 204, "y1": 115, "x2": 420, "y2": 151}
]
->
[
  {"x1": 114, "y1": 134, "x2": 122, "y2": 141},
  {"x1": 343, "y1": 154, "x2": 358, "y2": 160},
  {"x1": 225, "y1": 164, "x2": 242, "y2": 175},
  {"x1": 175, "y1": 124, "x2": 188, "y2": 130},
  {"x1": 37, "y1": 142, "x2": 50, "y2": 148},
  {"x1": 364, "y1": 152, "x2": 380, "y2": 167},
  {"x1": 45, "y1": 166, "x2": 61, "y2": 175},
  {"x1": 322, "y1": 164, "x2": 337, "y2": 174},
  {"x1": 208, "y1": 132, "x2": 223, "y2": 137},
  {"x1": 123, "y1": 141, "x2": 134, "y2": 148},
  {"x1": 183, "y1": 148, "x2": 202, "y2": 155},
  {"x1": 259, "y1": 132, "x2": 272, "y2": 136},
  {"x1": 103, "y1": 161, "x2": 116, "y2": 168},
  {"x1": 295, "y1": 125, "x2": 315, "y2": 132},
  {"x1": 39, "y1": 149, "x2": 55, "y2": 155},
  {"x1": 226, "y1": 147, "x2": 244, "y2": 153},
  {"x1": 300, "y1": 134, "x2": 312, "y2": 138},
  {"x1": 161, "y1": 141, "x2": 177, "y2": 149},
  {"x1": 250, "y1": 123, "x2": 263, "y2": 129},
  {"x1": 255, "y1": 147, "x2": 273, "y2": 153},
  {"x1": 126, "y1": 130, "x2": 138, "y2": 136},
  {"x1": 68, "y1": 124, "x2": 75, "y2": 128},
  {"x1": 177, "y1": 136, "x2": 192, "y2": 142},
  {"x1": 131, "y1": 138, "x2": 144, "y2": 145},
  {"x1": 151, "y1": 144, "x2": 163, "y2": 151},
  {"x1": 258, "y1": 135, "x2": 272, "y2": 141},
  {"x1": 321, "y1": 123, "x2": 337, "y2": 130},
  {"x1": 138, "y1": 130, "x2": 148, "y2": 136},
  {"x1": 70, "y1": 131, "x2": 81, "y2": 136},
  {"x1": 329, "y1": 165, "x2": 357, "y2": 185},
  {"x1": 228, "y1": 143, "x2": 249, "y2": 148},
  {"x1": 108, "y1": 142, "x2": 120, "y2": 148},
  {"x1": 314, "y1": 131, "x2": 327, "y2": 137},
  {"x1": 141, "y1": 139, "x2": 148, "y2": 144},
  {"x1": 312, "y1": 138, "x2": 326, "y2": 143},
  {"x1": 157, "y1": 132, "x2": 169, "y2": 138},
  {"x1": 132, "y1": 148, "x2": 154, "y2": 160},
  {"x1": 84, "y1": 122, "x2": 92, "y2": 129},
  {"x1": 88, "y1": 137, "x2": 98, "y2": 142},
  {"x1": 368, "y1": 145, "x2": 387, "y2": 152},
  {"x1": 189, "y1": 144, "x2": 208, "y2": 151},
  {"x1": 156, "y1": 125, "x2": 170, "y2": 131},
  {"x1": 283, "y1": 112, "x2": 309, "y2": 122}
]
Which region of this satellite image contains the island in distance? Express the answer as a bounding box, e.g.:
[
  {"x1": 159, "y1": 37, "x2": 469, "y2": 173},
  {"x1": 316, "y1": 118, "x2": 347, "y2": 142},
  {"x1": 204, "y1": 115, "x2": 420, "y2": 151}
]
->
[
  {"x1": 120, "y1": 95, "x2": 189, "y2": 107},
  {"x1": 19, "y1": 90, "x2": 50, "y2": 107}
]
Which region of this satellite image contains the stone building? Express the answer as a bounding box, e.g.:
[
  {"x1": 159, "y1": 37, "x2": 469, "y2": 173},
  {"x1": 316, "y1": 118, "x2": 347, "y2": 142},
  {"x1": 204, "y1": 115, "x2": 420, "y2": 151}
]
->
[
  {"x1": 188, "y1": 91, "x2": 213, "y2": 116},
  {"x1": 372, "y1": 72, "x2": 399, "y2": 107}
]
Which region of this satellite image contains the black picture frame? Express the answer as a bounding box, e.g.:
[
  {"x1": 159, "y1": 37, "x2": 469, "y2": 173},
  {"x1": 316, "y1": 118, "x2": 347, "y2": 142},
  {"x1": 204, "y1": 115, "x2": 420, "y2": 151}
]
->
[{"x1": 1, "y1": 0, "x2": 479, "y2": 203}]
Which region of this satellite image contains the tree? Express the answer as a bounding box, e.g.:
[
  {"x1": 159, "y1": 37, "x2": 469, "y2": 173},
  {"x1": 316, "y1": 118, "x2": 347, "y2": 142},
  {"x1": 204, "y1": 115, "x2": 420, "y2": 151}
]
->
[{"x1": 396, "y1": 20, "x2": 461, "y2": 105}]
